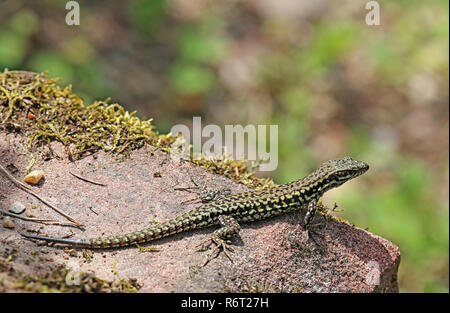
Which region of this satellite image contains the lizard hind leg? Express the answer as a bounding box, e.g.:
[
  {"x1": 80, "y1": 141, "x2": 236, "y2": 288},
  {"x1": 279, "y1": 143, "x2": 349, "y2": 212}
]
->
[
  {"x1": 197, "y1": 215, "x2": 240, "y2": 266},
  {"x1": 178, "y1": 179, "x2": 232, "y2": 204}
]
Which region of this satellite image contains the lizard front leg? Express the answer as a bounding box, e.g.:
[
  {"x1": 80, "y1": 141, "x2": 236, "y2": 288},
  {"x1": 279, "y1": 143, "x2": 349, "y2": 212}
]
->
[
  {"x1": 304, "y1": 198, "x2": 318, "y2": 228},
  {"x1": 304, "y1": 198, "x2": 325, "y2": 245},
  {"x1": 197, "y1": 215, "x2": 240, "y2": 266}
]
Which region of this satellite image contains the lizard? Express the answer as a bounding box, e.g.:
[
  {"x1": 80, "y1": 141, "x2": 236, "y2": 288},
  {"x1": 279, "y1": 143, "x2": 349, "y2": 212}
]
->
[{"x1": 20, "y1": 157, "x2": 369, "y2": 262}]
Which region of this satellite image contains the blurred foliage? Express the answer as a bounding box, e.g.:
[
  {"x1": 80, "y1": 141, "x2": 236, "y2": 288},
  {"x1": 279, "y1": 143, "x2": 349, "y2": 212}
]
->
[
  {"x1": 128, "y1": 0, "x2": 167, "y2": 34},
  {"x1": 0, "y1": 0, "x2": 448, "y2": 292}
]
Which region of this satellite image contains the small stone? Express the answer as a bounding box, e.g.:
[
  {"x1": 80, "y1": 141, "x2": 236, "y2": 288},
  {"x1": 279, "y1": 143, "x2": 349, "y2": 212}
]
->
[
  {"x1": 2, "y1": 217, "x2": 15, "y2": 229},
  {"x1": 9, "y1": 201, "x2": 26, "y2": 214},
  {"x1": 25, "y1": 210, "x2": 34, "y2": 218},
  {"x1": 24, "y1": 170, "x2": 44, "y2": 185}
]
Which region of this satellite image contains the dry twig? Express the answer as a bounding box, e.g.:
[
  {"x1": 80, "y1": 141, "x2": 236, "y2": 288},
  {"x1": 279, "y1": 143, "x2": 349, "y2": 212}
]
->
[{"x1": 0, "y1": 163, "x2": 83, "y2": 227}]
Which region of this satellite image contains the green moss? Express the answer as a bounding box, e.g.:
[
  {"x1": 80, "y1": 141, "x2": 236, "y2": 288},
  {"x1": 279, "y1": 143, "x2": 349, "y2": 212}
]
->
[
  {"x1": 0, "y1": 70, "x2": 272, "y2": 189},
  {"x1": 0, "y1": 258, "x2": 139, "y2": 293},
  {"x1": 0, "y1": 70, "x2": 157, "y2": 160}
]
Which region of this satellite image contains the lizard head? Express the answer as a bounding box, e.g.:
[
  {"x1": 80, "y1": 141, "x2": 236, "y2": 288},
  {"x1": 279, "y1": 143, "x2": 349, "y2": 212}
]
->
[
  {"x1": 298, "y1": 157, "x2": 369, "y2": 195},
  {"x1": 322, "y1": 157, "x2": 369, "y2": 186}
]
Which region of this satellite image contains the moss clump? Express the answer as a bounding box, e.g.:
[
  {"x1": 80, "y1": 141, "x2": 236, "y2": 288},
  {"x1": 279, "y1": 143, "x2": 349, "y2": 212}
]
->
[
  {"x1": 192, "y1": 153, "x2": 274, "y2": 189},
  {"x1": 0, "y1": 70, "x2": 159, "y2": 160},
  {"x1": 0, "y1": 257, "x2": 140, "y2": 293},
  {"x1": 0, "y1": 70, "x2": 273, "y2": 189}
]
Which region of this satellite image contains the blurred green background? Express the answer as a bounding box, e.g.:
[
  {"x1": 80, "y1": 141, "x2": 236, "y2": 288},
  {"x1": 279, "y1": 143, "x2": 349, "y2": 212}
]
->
[{"x1": 0, "y1": 0, "x2": 448, "y2": 292}]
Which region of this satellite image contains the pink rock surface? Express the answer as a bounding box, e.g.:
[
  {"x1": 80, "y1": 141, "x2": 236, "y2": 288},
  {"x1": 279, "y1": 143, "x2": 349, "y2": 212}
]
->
[{"x1": 0, "y1": 132, "x2": 399, "y2": 292}]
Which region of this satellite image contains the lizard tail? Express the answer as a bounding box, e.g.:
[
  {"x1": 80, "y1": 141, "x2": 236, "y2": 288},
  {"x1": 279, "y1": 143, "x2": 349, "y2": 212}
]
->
[
  {"x1": 20, "y1": 231, "x2": 91, "y2": 247},
  {"x1": 20, "y1": 216, "x2": 195, "y2": 249}
]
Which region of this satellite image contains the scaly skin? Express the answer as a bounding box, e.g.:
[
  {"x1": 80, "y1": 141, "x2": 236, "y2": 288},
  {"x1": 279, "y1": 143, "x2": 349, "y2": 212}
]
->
[{"x1": 21, "y1": 157, "x2": 369, "y2": 250}]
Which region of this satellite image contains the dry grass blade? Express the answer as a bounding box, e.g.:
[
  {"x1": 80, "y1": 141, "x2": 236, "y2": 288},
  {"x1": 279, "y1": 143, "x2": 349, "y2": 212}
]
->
[
  {"x1": 69, "y1": 171, "x2": 107, "y2": 186},
  {"x1": 1, "y1": 210, "x2": 79, "y2": 227}
]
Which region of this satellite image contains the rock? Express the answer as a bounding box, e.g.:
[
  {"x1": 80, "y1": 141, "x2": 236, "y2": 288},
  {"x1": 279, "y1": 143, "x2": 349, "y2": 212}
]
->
[
  {"x1": 2, "y1": 217, "x2": 15, "y2": 229},
  {"x1": 24, "y1": 170, "x2": 44, "y2": 185},
  {"x1": 8, "y1": 201, "x2": 26, "y2": 214},
  {"x1": 0, "y1": 134, "x2": 401, "y2": 292}
]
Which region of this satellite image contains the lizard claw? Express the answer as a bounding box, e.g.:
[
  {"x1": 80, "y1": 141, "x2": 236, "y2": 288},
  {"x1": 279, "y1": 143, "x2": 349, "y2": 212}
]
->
[
  {"x1": 305, "y1": 223, "x2": 326, "y2": 252},
  {"x1": 197, "y1": 236, "x2": 234, "y2": 266}
]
